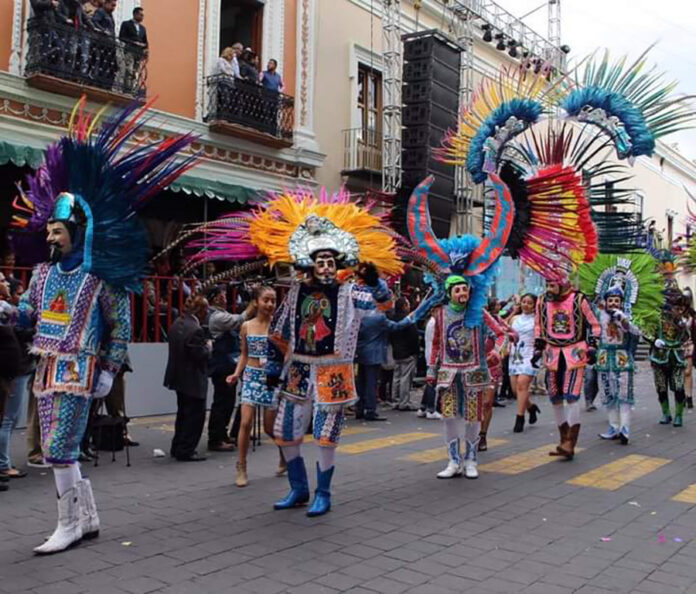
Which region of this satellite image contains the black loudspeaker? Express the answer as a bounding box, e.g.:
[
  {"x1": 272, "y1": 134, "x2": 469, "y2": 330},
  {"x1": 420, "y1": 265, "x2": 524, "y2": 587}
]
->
[{"x1": 400, "y1": 30, "x2": 461, "y2": 237}]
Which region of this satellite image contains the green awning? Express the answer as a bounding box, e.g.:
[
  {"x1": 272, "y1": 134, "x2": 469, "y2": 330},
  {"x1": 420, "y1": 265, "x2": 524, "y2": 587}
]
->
[
  {"x1": 168, "y1": 174, "x2": 257, "y2": 204},
  {"x1": 0, "y1": 140, "x2": 256, "y2": 204},
  {"x1": 0, "y1": 140, "x2": 46, "y2": 169}
]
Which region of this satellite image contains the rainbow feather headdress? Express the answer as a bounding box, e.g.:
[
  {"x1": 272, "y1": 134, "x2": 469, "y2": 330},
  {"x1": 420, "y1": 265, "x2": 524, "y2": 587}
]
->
[
  {"x1": 12, "y1": 97, "x2": 197, "y2": 292},
  {"x1": 178, "y1": 187, "x2": 403, "y2": 278}
]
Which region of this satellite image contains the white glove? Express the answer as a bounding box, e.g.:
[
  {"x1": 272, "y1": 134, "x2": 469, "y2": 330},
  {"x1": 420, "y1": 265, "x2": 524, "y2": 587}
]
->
[
  {"x1": 93, "y1": 371, "x2": 114, "y2": 398},
  {"x1": 610, "y1": 310, "x2": 626, "y2": 322},
  {"x1": 654, "y1": 339, "x2": 666, "y2": 349}
]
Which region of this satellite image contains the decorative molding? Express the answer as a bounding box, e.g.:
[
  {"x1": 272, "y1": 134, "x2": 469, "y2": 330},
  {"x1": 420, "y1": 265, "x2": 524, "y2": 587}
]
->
[
  {"x1": 20, "y1": 0, "x2": 31, "y2": 74},
  {"x1": 195, "y1": 0, "x2": 207, "y2": 121},
  {"x1": 294, "y1": 0, "x2": 320, "y2": 152},
  {"x1": 262, "y1": 0, "x2": 285, "y2": 76},
  {"x1": 9, "y1": 0, "x2": 23, "y2": 75}
]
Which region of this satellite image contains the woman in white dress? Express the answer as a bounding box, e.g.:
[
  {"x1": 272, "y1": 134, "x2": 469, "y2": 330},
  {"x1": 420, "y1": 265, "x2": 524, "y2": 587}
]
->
[{"x1": 508, "y1": 293, "x2": 541, "y2": 433}]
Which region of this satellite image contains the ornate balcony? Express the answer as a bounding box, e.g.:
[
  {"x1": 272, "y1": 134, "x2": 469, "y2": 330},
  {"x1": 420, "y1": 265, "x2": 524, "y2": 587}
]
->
[
  {"x1": 205, "y1": 75, "x2": 294, "y2": 148},
  {"x1": 24, "y1": 18, "x2": 147, "y2": 103}
]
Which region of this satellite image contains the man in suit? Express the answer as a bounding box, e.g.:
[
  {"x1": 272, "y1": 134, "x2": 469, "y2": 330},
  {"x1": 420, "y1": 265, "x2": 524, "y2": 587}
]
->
[
  {"x1": 118, "y1": 6, "x2": 148, "y2": 95},
  {"x1": 90, "y1": 0, "x2": 116, "y2": 89},
  {"x1": 164, "y1": 296, "x2": 211, "y2": 462}
]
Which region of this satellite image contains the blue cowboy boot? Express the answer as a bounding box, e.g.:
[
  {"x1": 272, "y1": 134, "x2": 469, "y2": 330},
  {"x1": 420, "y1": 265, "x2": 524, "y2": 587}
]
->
[
  {"x1": 307, "y1": 462, "x2": 334, "y2": 517},
  {"x1": 618, "y1": 425, "x2": 629, "y2": 445},
  {"x1": 273, "y1": 456, "x2": 310, "y2": 510},
  {"x1": 599, "y1": 425, "x2": 619, "y2": 440}
]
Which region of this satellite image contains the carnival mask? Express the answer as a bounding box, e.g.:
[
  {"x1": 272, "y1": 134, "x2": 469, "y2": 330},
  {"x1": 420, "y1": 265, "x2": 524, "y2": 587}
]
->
[
  {"x1": 605, "y1": 295, "x2": 623, "y2": 312},
  {"x1": 312, "y1": 250, "x2": 338, "y2": 285},
  {"x1": 46, "y1": 221, "x2": 72, "y2": 264},
  {"x1": 449, "y1": 282, "x2": 470, "y2": 307}
]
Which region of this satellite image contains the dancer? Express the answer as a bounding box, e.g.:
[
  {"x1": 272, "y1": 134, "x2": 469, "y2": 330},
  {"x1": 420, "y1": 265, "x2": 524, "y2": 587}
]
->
[
  {"x1": 650, "y1": 295, "x2": 690, "y2": 427},
  {"x1": 12, "y1": 98, "x2": 195, "y2": 554},
  {"x1": 533, "y1": 280, "x2": 600, "y2": 460},
  {"x1": 508, "y1": 293, "x2": 541, "y2": 433},
  {"x1": 227, "y1": 285, "x2": 284, "y2": 487},
  {"x1": 682, "y1": 288, "x2": 695, "y2": 409}
]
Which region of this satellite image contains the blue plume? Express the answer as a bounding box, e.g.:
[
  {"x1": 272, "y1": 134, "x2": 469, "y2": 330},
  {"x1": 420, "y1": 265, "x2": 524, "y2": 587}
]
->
[
  {"x1": 467, "y1": 98, "x2": 544, "y2": 184},
  {"x1": 561, "y1": 86, "x2": 655, "y2": 158}
]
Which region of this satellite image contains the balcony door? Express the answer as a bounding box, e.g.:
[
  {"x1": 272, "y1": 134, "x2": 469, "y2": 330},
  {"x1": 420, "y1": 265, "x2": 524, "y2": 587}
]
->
[
  {"x1": 356, "y1": 63, "x2": 382, "y2": 171},
  {"x1": 220, "y1": 0, "x2": 264, "y2": 54}
]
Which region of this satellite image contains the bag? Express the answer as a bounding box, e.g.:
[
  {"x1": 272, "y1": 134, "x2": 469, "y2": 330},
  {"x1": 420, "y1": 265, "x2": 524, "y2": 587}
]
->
[{"x1": 91, "y1": 414, "x2": 127, "y2": 452}]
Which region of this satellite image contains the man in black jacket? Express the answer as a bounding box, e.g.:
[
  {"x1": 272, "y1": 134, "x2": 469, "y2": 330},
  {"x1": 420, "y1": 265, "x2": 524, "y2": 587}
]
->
[
  {"x1": 118, "y1": 6, "x2": 148, "y2": 95},
  {"x1": 164, "y1": 296, "x2": 211, "y2": 462},
  {"x1": 390, "y1": 297, "x2": 420, "y2": 411},
  {"x1": 91, "y1": 0, "x2": 116, "y2": 89}
]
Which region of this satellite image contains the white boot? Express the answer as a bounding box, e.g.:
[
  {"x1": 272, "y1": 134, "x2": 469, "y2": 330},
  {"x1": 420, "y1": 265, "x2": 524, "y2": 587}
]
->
[
  {"x1": 437, "y1": 439, "x2": 463, "y2": 479},
  {"x1": 34, "y1": 487, "x2": 83, "y2": 554},
  {"x1": 464, "y1": 439, "x2": 479, "y2": 479},
  {"x1": 78, "y1": 479, "x2": 100, "y2": 539}
]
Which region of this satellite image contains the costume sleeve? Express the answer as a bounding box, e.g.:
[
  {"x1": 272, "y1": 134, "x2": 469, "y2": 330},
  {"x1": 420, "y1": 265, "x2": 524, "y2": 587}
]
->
[
  {"x1": 424, "y1": 317, "x2": 435, "y2": 363},
  {"x1": 483, "y1": 310, "x2": 508, "y2": 351},
  {"x1": 185, "y1": 326, "x2": 211, "y2": 364},
  {"x1": 581, "y1": 297, "x2": 601, "y2": 340},
  {"x1": 98, "y1": 284, "x2": 131, "y2": 374},
  {"x1": 352, "y1": 279, "x2": 392, "y2": 318},
  {"x1": 266, "y1": 290, "x2": 292, "y2": 380},
  {"x1": 426, "y1": 311, "x2": 441, "y2": 382}
]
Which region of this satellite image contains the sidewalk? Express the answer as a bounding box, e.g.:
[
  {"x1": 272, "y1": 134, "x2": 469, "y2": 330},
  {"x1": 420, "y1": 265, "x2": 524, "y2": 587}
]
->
[{"x1": 2, "y1": 368, "x2": 696, "y2": 593}]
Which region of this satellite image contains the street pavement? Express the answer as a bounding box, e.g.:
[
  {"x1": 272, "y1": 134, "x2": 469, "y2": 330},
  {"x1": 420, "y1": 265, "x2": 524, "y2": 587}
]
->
[{"x1": 3, "y1": 368, "x2": 696, "y2": 593}]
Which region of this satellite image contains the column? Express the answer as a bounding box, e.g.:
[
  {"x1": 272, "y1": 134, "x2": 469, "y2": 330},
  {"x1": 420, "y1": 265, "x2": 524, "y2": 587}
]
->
[{"x1": 294, "y1": 0, "x2": 320, "y2": 151}]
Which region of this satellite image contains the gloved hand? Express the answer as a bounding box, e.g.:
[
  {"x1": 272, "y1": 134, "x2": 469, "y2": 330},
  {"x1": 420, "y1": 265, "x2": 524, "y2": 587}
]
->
[
  {"x1": 654, "y1": 338, "x2": 666, "y2": 349},
  {"x1": 93, "y1": 370, "x2": 114, "y2": 399},
  {"x1": 587, "y1": 348, "x2": 597, "y2": 366},
  {"x1": 531, "y1": 350, "x2": 543, "y2": 369},
  {"x1": 356, "y1": 262, "x2": 379, "y2": 287},
  {"x1": 610, "y1": 309, "x2": 625, "y2": 322}
]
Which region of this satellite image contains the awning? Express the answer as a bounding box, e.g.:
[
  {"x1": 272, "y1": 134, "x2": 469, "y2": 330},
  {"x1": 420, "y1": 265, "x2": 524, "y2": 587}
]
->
[
  {"x1": 0, "y1": 140, "x2": 257, "y2": 204},
  {"x1": 0, "y1": 140, "x2": 45, "y2": 169},
  {"x1": 168, "y1": 174, "x2": 258, "y2": 204}
]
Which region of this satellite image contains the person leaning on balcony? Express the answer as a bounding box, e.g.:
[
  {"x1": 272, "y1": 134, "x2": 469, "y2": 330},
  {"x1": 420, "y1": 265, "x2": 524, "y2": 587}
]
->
[
  {"x1": 213, "y1": 47, "x2": 237, "y2": 77},
  {"x1": 81, "y1": 0, "x2": 102, "y2": 21},
  {"x1": 91, "y1": 0, "x2": 117, "y2": 89},
  {"x1": 239, "y1": 48, "x2": 260, "y2": 84},
  {"x1": 260, "y1": 59, "x2": 284, "y2": 93},
  {"x1": 30, "y1": 0, "x2": 59, "y2": 22},
  {"x1": 119, "y1": 7, "x2": 148, "y2": 95}
]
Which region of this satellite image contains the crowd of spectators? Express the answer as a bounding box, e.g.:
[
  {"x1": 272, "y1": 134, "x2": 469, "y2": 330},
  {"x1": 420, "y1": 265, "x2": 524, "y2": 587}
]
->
[{"x1": 28, "y1": 0, "x2": 149, "y2": 95}]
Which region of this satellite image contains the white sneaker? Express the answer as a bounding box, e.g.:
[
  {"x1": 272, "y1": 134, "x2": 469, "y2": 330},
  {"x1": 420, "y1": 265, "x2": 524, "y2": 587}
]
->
[
  {"x1": 436, "y1": 461, "x2": 463, "y2": 479},
  {"x1": 426, "y1": 411, "x2": 442, "y2": 420},
  {"x1": 416, "y1": 409, "x2": 426, "y2": 418},
  {"x1": 464, "y1": 460, "x2": 479, "y2": 479},
  {"x1": 27, "y1": 459, "x2": 51, "y2": 469}
]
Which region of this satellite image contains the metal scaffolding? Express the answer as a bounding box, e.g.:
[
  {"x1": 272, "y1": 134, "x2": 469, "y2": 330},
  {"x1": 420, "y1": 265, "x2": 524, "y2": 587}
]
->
[{"x1": 382, "y1": 0, "x2": 403, "y2": 193}]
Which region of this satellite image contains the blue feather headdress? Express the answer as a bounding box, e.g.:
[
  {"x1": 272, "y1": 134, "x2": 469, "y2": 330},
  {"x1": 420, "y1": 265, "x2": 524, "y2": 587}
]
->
[{"x1": 12, "y1": 97, "x2": 198, "y2": 292}]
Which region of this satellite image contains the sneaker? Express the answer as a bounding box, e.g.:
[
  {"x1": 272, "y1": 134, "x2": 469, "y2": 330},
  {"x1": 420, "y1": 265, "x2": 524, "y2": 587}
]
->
[
  {"x1": 425, "y1": 411, "x2": 442, "y2": 420},
  {"x1": 364, "y1": 412, "x2": 387, "y2": 422},
  {"x1": 27, "y1": 459, "x2": 51, "y2": 469},
  {"x1": 416, "y1": 409, "x2": 427, "y2": 418}
]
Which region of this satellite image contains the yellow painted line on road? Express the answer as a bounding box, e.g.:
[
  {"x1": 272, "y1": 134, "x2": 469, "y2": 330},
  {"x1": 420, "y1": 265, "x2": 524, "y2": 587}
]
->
[
  {"x1": 672, "y1": 484, "x2": 696, "y2": 504},
  {"x1": 400, "y1": 439, "x2": 509, "y2": 463},
  {"x1": 478, "y1": 444, "x2": 585, "y2": 475},
  {"x1": 338, "y1": 432, "x2": 439, "y2": 454},
  {"x1": 567, "y1": 455, "x2": 670, "y2": 491}
]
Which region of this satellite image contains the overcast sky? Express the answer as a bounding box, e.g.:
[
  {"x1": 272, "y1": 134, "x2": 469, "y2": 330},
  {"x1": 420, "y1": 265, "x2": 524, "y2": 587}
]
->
[{"x1": 496, "y1": 0, "x2": 696, "y2": 161}]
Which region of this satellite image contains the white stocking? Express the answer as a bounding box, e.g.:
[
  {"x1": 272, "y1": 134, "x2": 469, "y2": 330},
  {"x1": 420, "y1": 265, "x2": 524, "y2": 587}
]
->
[
  {"x1": 464, "y1": 421, "x2": 481, "y2": 442},
  {"x1": 53, "y1": 464, "x2": 82, "y2": 497},
  {"x1": 566, "y1": 400, "x2": 582, "y2": 426},
  {"x1": 606, "y1": 407, "x2": 620, "y2": 429},
  {"x1": 318, "y1": 446, "x2": 336, "y2": 471},
  {"x1": 552, "y1": 403, "x2": 567, "y2": 426},
  {"x1": 281, "y1": 444, "x2": 301, "y2": 463},
  {"x1": 443, "y1": 417, "x2": 462, "y2": 443}
]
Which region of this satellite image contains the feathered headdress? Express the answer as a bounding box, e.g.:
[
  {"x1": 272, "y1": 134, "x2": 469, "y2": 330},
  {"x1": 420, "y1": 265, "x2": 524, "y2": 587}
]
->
[
  {"x1": 175, "y1": 187, "x2": 403, "y2": 278},
  {"x1": 12, "y1": 97, "x2": 197, "y2": 291},
  {"x1": 579, "y1": 253, "x2": 663, "y2": 335}
]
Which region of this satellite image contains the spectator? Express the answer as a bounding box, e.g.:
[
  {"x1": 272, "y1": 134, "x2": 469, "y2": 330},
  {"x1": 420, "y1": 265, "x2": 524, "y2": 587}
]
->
[
  {"x1": 30, "y1": 0, "x2": 59, "y2": 22},
  {"x1": 59, "y1": 0, "x2": 89, "y2": 77},
  {"x1": 118, "y1": 6, "x2": 148, "y2": 95},
  {"x1": 260, "y1": 58, "x2": 284, "y2": 92},
  {"x1": 91, "y1": 0, "x2": 117, "y2": 89},
  {"x1": 390, "y1": 297, "x2": 420, "y2": 411},
  {"x1": 81, "y1": 0, "x2": 102, "y2": 21},
  {"x1": 416, "y1": 315, "x2": 441, "y2": 419},
  {"x1": 0, "y1": 323, "x2": 21, "y2": 493},
  {"x1": 213, "y1": 46, "x2": 237, "y2": 77},
  {"x1": 206, "y1": 285, "x2": 252, "y2": 452},
  {"x1": 239, "y1": 48, "x2": 259, "y2": 83},
  {"x1": 164, "y1": 296, "x2": 211, "y2": 462}
]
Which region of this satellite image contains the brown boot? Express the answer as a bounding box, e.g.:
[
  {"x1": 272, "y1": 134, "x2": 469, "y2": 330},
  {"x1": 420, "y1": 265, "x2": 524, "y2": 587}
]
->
[
  {"x1": 549, "y1": 422, "x2": 569, "y2": 456},
  {"x1": 558, "y1": 424, "x2": 580, "y2": 460},
  {"x1": 235, "y1": 461, "x2": 248, "y2": 487}
]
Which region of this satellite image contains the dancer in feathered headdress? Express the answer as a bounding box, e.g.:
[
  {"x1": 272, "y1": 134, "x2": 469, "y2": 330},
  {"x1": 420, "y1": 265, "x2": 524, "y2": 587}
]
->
[
  {"x1": 407, "y1": 177, "x2": 516, "y2": 479},
  {"x1": 178, "y1": 187, "x2": 437, "y2": 516},
  {"x1": 579, "y1": 254, "x2": 663, "y2": 444},
  {"x1": 12, "y1": 97, "x2": 196, "y2": 555}
]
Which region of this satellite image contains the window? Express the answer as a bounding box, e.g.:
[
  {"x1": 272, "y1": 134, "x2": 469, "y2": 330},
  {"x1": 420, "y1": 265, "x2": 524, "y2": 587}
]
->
[
  {"x1": 357, "y1": 63, "x2": 382, "y2": 148},
  {"x1": 220, "y1": 0, "x2": 263, "y2": 54}
]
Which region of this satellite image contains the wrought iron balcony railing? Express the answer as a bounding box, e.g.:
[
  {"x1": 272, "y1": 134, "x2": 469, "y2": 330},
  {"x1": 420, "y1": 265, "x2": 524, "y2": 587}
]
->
[
  {"x1": 205, "y1": 74, "x2": 294, "y2": 141},
  {"x1": 25, "y1": 18, "x2": 147, "y2": 98},
  {"x1": 342, "y1": 127, "x2": 382, "y2": 174}
]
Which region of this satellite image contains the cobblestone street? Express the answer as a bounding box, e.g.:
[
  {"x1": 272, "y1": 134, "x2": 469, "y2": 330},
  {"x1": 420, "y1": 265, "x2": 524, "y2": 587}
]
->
[{"x1": 3, "y1": 368, "x2": 696, "y2": 594}]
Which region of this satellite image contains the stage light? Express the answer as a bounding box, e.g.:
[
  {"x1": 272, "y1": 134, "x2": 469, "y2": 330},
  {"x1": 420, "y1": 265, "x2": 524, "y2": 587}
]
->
[
  {"x1": 495, "y1": 33, "x2": 506, "y2": 51},
  {"x1": 482, "y1": 24, "x2": 492, "y2": 42},
  {"x1": 508, "y1": 46, "x2": 518, "y2": 58},
  {"x1": 560, "y1": 44, "x2": 571, "y2": 54}
]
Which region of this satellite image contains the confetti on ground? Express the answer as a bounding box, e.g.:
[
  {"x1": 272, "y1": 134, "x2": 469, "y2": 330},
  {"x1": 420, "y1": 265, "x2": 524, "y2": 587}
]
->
[
  {"x1": 651, "y1": 511, "x2": 657, "y2": 515},
  {"x1": 601, "y1": 537, "x2": 612, "y2": 542},
  {"x1": 628, "y1": 501, "x2": 641, "y2": 507},
  {"x1": 153, "y1": 449, "x2": 166, "y2": 458},
  {"x1": 674, "y1": 537, "x2": 683, "y2": 542},
  {"x1": 658, "y1": 534, "x2": 666, "y2": 543},
  {"x1": 121, "y1": 541, "x2": 132, "y2": 546}
]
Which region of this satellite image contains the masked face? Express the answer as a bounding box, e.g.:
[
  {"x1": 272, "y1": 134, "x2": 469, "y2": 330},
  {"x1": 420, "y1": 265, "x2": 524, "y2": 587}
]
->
[
  {"x1": 312, "y1": 250, "x2": 337, "y2": 285},
  {"x1": 46, "y1": 222, "x2": 72, "y2": 263},
  {"x1": 449, "y1": 282, "x2": 470, "y2": 306},
  {"x1": 546, "y1": 282, "x2": 561, "y2": 298},
  {"x1": 606, "y1": 295, "x2": 622, "y2": 311}
]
